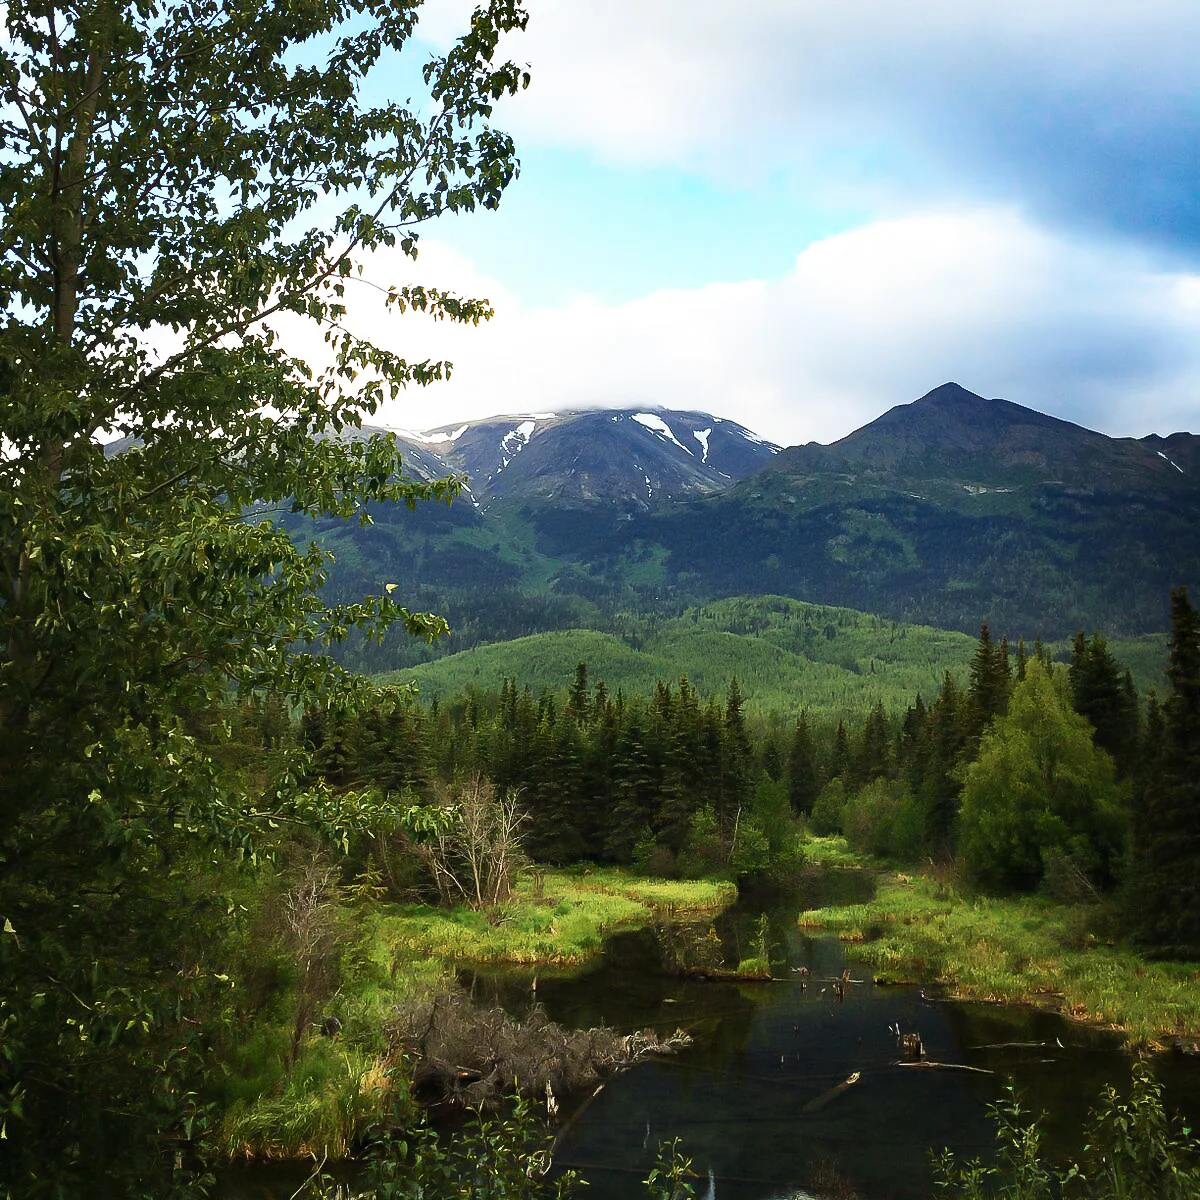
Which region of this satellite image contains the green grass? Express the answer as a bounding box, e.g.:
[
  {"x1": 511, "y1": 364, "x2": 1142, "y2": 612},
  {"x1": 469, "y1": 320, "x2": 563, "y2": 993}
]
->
[
  {"x1": 800, "y1": 835, "x2": 867, "y2": 869},
  {"x1": 221, "y1": 1042, "x2": 394, "y2": 1160},
  {"x1": 798, "y1": 872, "x2": 1200, "y2": 1048},
  {"x1": 217, "y1": 868, "x2": 732, "y2": 1161},
  {"x1": 378, "y1": 868, "x2": 735, "y2": 968}
]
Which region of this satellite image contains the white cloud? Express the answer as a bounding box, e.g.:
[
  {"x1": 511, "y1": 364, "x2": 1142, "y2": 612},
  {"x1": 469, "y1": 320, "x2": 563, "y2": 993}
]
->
[
  {"x1": 417, "y1": 0, "x2": 1200, "y2": 251},
  {"x1": 434, "y1": 1, "x2": 1196, "y2": 165},
  {"x1": 286, "y1": 210, "x2": 1200, "y2": 446}
]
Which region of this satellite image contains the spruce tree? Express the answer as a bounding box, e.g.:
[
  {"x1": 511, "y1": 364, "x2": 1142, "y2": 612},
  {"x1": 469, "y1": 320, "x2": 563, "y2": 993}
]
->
[
  {"x1": 853, "y1": 701, "x2": 891, "y2": 786},
  {"x1": 787, "y1": 714, "x2": 821, "y2": 816},
  {"x1": 567, "y1": 662, "x2": 591, "y2": 725},
  {"x1": 719, "y1": 678, "x2": 753, "y2": 832},
  {"x1": 829, "y1": 719, "x2": 851, "y2": 782},
  {"x1": 966, "y1": 623, "x2": 1011, "y2": 742},
  {"x1": 921, "y1": 672, "x2": 967, "y2": 853},
  {"x1": 1132, "y1": 588, "x2": 1200, "y2": 957},
  {"x1": 1069, "y1": 633, "x2": 1140, "y2": 776}
]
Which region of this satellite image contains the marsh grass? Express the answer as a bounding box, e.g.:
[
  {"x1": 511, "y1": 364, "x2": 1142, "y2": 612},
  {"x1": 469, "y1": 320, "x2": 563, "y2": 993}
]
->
[
  {"x1": 378, "y1": 869, "x2": 734, "y2": 968},
  {"x1": 219, "y1": 869, "x2": 734, "y2": 1162},
  {"x1": 798, "y1": 873, "x2": 1200, "y2": 1047},
  {"x1": 221, "y1": 1041, "x2": 395, "y2": 1160},
  {"x1": 801, "y1": 835, "x2": 867, "y2": 869}
]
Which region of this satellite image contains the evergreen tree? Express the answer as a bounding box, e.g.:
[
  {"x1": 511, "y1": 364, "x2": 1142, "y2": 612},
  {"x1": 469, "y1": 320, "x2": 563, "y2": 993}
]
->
[
  {"x1": 357, "y1": 698, "x2": 432, "y2": 794},
  {"x1": 1069, "y1": 633, "x2": 1140, "y2": 776},
  {"x1": 1131, "y1": 588, "x2": 1200, "y2": 957},
  {"x1": 921, "y1": 672, "x2": 967, "y2": 853},
  {"x1": 829, "y1": 719, "x2": 851, "y2": 782},
  {"x1": 786, "y1": 714, "x2": 821, "y2": 816},
  {"x1": 966, "y1": 622, "x2": 1011, "y2": 742},
  {"x1": 760, "y1": 739, "x2": 783, "y2": 782},
  {"x1": 605, "y1": 706, "x2": 658, "y2": 862},
  {"x1": 1016, "y1": 639, "x2": 1029, "y2": 682},
  {"x1": 718, "y1": 678, "x2": 753, "y2": 832},
  {"x1": 566, "y1": 662, "x2": 590, "y2": 725},
  {"x1": 852, "y1": 701, "x2": 891, "y2": 786},
  {"x1": 898, "y1": 695, "x2": 930, "y2": 797}
]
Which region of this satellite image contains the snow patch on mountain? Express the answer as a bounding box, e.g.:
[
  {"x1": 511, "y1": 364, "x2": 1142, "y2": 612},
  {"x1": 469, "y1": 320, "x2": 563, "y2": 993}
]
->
[
  {"x1": 1157, "y1": 450, "x2": 1186, "y2": 474},
  {"x1": 412, "y1": 423, "x2": 469, "y2": 444},
  {"x1": 693, "y1": 428, "x2": 712, "y2": 463},
  {"x1": 633, "y1": 412, "x2": 691, "y2": 455},
  {"x1": 497, "y1": 420, "x2": 537, "y2": 466}
]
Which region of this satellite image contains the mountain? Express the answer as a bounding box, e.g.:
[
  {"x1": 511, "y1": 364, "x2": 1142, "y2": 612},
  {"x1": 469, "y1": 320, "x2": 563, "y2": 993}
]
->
[
  {"x1": 617, "y1": 384, "x2": 1200, "y2": 638},
  {"x1": 373, "y1": 407, "x2": 780, "y2": 510},
  {"x1": 771, "y1": 382, "x2": 1196, "y2": 503},
  {"x1": 304, "y1": 407, "x2": 780, "y2": 664},
  {"x1": 310, "y1": 386, "x2": 1199, "y2": 671}
]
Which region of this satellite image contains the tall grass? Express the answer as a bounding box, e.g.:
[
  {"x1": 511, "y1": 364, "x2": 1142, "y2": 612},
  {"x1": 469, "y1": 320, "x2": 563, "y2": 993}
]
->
[
  {"x1": 221, "y1": 1042, "x2": 397, "y2": 1160},
  {"x1": 378, "y1": 869, "x2": 734, "y2": 967},
  {"x1": 799, "y1": 872, "x2": 1200, "y2": 1047}
]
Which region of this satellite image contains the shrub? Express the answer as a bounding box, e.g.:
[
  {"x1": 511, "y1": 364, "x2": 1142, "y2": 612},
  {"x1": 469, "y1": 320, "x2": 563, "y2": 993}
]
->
[{"x1": 810, "y1": 779, "x2": 848, "y2": 836}]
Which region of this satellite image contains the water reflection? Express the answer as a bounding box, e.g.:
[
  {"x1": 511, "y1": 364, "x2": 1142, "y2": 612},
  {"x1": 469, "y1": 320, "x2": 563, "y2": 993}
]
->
[
  {"x1": 222, "y1": 868, "x2": 1200, "y2": 1200},
  {"x1": 466, "y1": 870, "x2": 1200, "y2": 1200}
]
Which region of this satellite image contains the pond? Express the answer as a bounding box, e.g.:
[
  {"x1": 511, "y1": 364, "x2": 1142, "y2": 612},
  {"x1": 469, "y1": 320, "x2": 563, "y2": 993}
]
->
[
  {"x1": 220, "y1": 868, "x2": 1200, "y2": 1199},
  {"x1": 465, "y1": 869, "x2": 1200, "y2": 1199}
]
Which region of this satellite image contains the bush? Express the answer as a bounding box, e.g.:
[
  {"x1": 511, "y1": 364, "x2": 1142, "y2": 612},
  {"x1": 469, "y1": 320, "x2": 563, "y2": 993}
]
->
[
  {"x1": 842, "y1": 778, "x2": 925, "y2": 862},
  {"x1": 810, "y1": 779, "x2": 848, "y2": 836},
  {"x1": 932, "y1": 1062, "x2": 1200, "y2": 1199},
  {"x1": 678, "y1": 807, "x2": 724, "y2": 877}
]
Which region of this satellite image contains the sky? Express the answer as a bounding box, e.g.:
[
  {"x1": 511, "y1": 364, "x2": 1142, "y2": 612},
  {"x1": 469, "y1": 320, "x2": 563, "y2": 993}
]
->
[{"x1": 307, "y1": 0, "x2": 1200, "y2": 448}]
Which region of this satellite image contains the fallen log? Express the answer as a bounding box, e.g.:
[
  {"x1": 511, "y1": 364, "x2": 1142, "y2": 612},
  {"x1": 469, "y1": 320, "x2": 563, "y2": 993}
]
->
[
  {"x1": 802, "y1": 1070, "x2": 861, "y2": 1113},
  {"x1": 971, "y1": 1041, "x2": 1048, "y2": 1050},
  {"x1": 895, "y1": 1060, "x2": 994, "y2": 1075},
  {"x1": 675, "y1": 966, "x2": 783, "y2": 983}
]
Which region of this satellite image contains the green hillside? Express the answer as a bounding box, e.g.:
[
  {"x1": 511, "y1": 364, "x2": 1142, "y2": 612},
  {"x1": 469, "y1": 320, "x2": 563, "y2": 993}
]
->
[{"x1": 379, "y1": 595, "x2": 981, "y2": 718}]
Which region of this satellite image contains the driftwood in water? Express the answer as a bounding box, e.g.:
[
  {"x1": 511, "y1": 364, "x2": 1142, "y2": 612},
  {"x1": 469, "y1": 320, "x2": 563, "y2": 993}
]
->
[
  {"x1": 393, "y1": 988, "x2": 691, "y2": 1109},
  {"x1": 895, "y1": 1060, "x2": 995, "y2": 1076},
  {"x1": 550, "y1": 1081, "x2": 606, "y2": 1155},
  {"x1": 971, "y1": 1040, "x2": 1048, "y2": 1050},
  {"x1": 802, "y1": 1070, "x2": 861, "y2": 1113}
]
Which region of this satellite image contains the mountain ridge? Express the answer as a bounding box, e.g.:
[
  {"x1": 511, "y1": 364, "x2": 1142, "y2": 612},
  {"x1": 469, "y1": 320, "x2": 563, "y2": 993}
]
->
[
  {"x1": 311, "y1": 384, "x2": 1200, "y2": 658},
  {"x1": 359, "y1": 406, "x2": 781, "y2": 511}
]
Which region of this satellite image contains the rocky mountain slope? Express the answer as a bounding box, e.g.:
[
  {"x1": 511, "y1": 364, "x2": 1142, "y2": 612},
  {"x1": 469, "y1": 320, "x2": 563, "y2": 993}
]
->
[{"x1": 368, "y1": 407, "x2": 780, "y2": 510}]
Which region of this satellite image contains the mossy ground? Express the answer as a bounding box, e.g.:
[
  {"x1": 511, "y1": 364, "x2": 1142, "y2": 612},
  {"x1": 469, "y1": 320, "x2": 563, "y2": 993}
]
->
[{"x1": 798, "y1": 869, "x2": 1200, "y2": 1048}]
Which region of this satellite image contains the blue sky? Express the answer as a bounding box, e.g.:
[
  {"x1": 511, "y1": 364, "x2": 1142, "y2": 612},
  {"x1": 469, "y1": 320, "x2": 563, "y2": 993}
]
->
[{"x1": 328, "y1": 0, "x2": 1200, "y2": 447}]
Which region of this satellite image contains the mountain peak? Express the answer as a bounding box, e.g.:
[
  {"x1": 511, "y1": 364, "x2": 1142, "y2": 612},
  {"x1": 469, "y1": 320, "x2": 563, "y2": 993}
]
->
[
  {"x1": 914, "y1": 382, "x2": 989, "y2": 407},
  {"x1": 372, "y1": 407, "x2": 779, "y2": 510},
  {"x1": 768, "y1": 382, "x2": 1197, "y2": 497}
]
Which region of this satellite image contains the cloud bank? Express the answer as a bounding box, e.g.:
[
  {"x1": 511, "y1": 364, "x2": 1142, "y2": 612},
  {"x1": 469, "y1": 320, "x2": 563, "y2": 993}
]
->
[
  {"x1": 310, "y1": 208, "x2": 1200, "y2": 447},
  {"x1": 421, "y1": 0, "x2": 1200, "y2": 255}
]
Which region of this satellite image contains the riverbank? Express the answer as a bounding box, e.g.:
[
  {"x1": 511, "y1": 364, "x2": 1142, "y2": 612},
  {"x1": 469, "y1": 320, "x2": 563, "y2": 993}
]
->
[
  {"x1": 796, "y1": 848, "x2": 1200, "y2": 1049},
  {"x1": 219, "y1": 869, "x2": 735, "y2": 1160},
  {"x1": 377, "y1": 868, "x2": 735, "y2": 969}
]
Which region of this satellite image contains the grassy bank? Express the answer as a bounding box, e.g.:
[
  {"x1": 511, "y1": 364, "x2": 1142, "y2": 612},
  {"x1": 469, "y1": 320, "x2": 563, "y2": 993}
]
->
[
  {"x1": 798, "y1": 868, "x2": 1200, "y2": 1048},
  {"x1": 219, "y1": 869, "x2": 734, "y2": 1159},
  {"x1": 377, "y1": 868, "x2": 735, "y2": 969}
]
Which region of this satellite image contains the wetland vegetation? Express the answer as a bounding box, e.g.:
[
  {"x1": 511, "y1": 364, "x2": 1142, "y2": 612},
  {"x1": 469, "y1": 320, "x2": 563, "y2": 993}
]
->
[{"x1": 798, "y1": 855, "x2": 1200, "y2": 1049}]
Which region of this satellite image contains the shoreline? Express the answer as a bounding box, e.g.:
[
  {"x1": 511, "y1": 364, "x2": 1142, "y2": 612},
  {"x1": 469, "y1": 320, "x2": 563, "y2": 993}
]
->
[{"x1": 796, "y1": 860, "x2": 1200, "y2": 1051}]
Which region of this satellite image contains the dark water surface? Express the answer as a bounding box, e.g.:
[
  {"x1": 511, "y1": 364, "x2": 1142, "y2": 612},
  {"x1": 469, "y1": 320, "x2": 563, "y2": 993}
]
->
[{"x1": 221, "y1": 869, "x2": 1200, "y2": 1199}]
